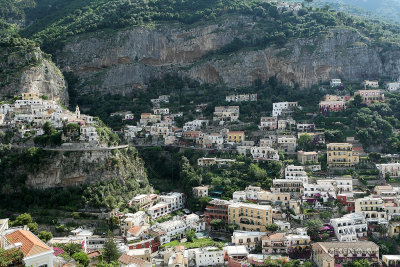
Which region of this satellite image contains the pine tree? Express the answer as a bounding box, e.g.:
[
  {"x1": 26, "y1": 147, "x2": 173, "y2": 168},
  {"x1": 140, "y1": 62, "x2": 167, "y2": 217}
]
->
[{"x1": 103, "y1": 230, "x2": 121, "y2": 263}]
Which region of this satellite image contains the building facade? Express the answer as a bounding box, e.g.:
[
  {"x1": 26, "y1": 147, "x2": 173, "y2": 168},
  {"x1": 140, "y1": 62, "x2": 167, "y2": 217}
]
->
[
  {"x1": 228, "y1": 203, "x2": 273, "y2": 232},
  {"x1": 327, "y1": 143, "x2": 359, "y2": 168},
  {"x1": 311, "y1": 242, "x2": 379, "y2": 267}
]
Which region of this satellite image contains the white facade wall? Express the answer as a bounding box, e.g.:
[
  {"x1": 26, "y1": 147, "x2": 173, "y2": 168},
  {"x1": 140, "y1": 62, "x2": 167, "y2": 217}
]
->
[
  {"x1": 386, "y1": 82, "x2": 400, "y2": 91},
  {"x1": 193, "y1": 247, "x2": 224, "y2": 267},
  {"x1": 251, "y1": 146, "x2": 279, "y2": 161},
  {"x1": 377, "y1": 163, "x2": 400, "y2": 178},
  {"x1": 330, "y1": 214, "x2": 367, "y2": 242},
  {"x1": 330, "y1": 79, "x2": 342, "y2": 87},
  {"x1": 160, "y1": 193, "x2": 185, "y2": 212},
  {"x1": 24, "y1": 250, "x2": 54, "y2": 267},
  {"x1": 233, "y1": 191, "x2": 247, "y2": 202},
  {"x1": 285, "y1": 165, "x2": 308, "y2": 184}
]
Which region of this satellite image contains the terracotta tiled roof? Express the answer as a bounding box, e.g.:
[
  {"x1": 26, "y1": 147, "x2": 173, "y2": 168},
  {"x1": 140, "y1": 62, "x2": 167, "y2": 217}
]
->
[
  {"x1": 6, "y1": 230, "x2": 51, "y2": 257},
  {"x1": 385, "y1": 203, "x2": 396, "y2": 207},
  {"x1": 87, "y1": 250, "x2": 101, "y2": 258},
  {"x1": 264, "y1": 233, "x2": 285, "y2": 240},
  {"x1": 376, "y1": 185, "x2": 393, "y2": 190},
  {"x1": 128, "y1": 226, "x2": 142, "y2": 236},
  {"x1": 118, "y1": 253, "x2": 149, "y2": 266}
]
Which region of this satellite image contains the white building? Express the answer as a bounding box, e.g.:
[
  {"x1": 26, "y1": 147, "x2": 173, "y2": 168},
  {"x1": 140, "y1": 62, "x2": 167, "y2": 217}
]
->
[
  {"x1": 80, "y1": 125, "x2": 99, "y2": 142},
  {"x1": 333, "y1": 177, "x2": 353, "y2": 196},
  {"x1": 297, "y1": 123, "x2": 315, "y2": 132},
  {"x1": 285, "y1": 165, "x2": 308, "y2": 184},
  {"x1": 185, "y1": 214, "x2": 205, "y2": 232},
  {"x1": 260, "y1": 137, "x2": 275, "y2": 147},
  {"x1": 226, "y1": 94, "x2": 257, "y2": 102},
  {"x1": 272, "y1": 102, "x2": 298, "y2": 117},
  {"x1": 124, "y1": 125, "x2": 143, "y2": 139},
  {"x1": 121, "y1": 211, "x2": 149, "y2": 235},
  {"x1": 231, "y1": 231, "x2": 266, "y2": 250},
  {"x1": 232, "y1": 186, "x2": 262, "y2": 202},
  {"x1": 160, "y1": 192, "x2": 185, "y2": 212},
  {"x1": 153, "y1": 108, "x2": 170, "y2": 115},
  {"x1": 156, "y1": 219, "x2": 187, "y2": 243},
  {"x1": 4, "y1": 229, "x2": 54, "y2": 267},
  {"x1": 110, "y1": 111, "x2": 134, "y2": 120},
  {"x1": 275, "y1": 220, "x2": 291, "y2": 231},
  {"x1": 330, "y1": 213, "x2": 367, "y2": 242},
  {"x1": 193, "y1": 186, "x2": 209, "y2": 198},
  {"x1": 147, "y1": 203, "x2": 170, "y2": 219},
  {"x1": 386, "y1": 82, "x2": 400, "y2": 91},
  {"x1": 191, "y1": 247, "x2": 224, "y2": 267},
  {"x1": 362, "y1": 80, "x2": 379, "y2": 88},
  {"x1": 303, "y1": 182, "x2": 336, "y2": 203},
  {"x1": 330, "y1": 79, "x2": 342, "y2": 87},
  {"x1": 251, "y1": 146, "x2": 279, "y2": 161},
  {"x1": 377, "y1": 163, "x2": 400, "y2": 178},
  {"x1": 232, "y1": 191, "x2": 247, "y2": 202},
  {"x1": 224, "y1": 246, "x2": 249, "y2": 262},
  {"x1": 198, "y1": 133, "x2": 224, "y2": 148},
  {"x1": 277, "y1": 136, "x2": 297, "y2": 153},
  {"x1": 183, "y1": 120, "x2": 209, "y2": 132},
  {"x1": 151, "y1": 95, "x2": 170, "y2": 105},
  {"x1": 213, "y1": 106, "x2": 239, "y2": 122}
]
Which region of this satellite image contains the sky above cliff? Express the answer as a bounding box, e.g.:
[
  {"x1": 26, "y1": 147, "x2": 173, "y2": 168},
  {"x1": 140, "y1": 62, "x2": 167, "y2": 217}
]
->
[{"x1": 292, "y1": 0, "x2": 400, "y2": 24}]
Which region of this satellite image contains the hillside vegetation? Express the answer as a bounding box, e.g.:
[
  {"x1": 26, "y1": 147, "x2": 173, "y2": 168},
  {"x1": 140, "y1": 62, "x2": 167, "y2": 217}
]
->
[{"x1": 0, "y1": 0, "x2": 392, "y2": 53}]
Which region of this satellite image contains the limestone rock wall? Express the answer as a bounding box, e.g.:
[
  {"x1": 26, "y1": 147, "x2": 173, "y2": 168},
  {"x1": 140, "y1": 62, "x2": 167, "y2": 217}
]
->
[
  {"x1": 25, "y1": 148, "x2": 147, "y2": 189},
  {"x1": 58, "y1": 17, "x2": 400, "y2": 93},
  {"x1": 1, "y1": 48, "x2": 68, "y2": 104}
]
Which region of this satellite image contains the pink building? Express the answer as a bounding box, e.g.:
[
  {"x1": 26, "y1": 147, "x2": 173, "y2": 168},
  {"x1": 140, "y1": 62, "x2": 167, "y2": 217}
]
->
[
  {"x1": 260, "y1": 117, "x2": 278, "y2": 130},
  {"x1": 354, "y1": 90, "x2": 385, "y2": 105},
  {"x1": 319, "y1": 100, "x2": 346, "y2": 113}
]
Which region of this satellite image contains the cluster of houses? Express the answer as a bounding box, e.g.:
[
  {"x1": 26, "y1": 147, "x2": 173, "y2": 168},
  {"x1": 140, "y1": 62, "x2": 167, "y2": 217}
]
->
[
  {"x1": 0, "y1": 93, "x2": 100, "y2": 145},
  {"x1": 123, "y1": 78, "x2": 397, "y2": 157},
  {"x1": 4, "y1": 173, "x2": 400, "y2": 267},
  {"x1": 2, "y1": 76, "x2": 400, "y2": 267}
]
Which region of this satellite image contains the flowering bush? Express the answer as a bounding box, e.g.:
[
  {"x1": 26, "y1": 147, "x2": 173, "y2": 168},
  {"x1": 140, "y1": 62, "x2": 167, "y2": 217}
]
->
[{"x1": 53, "y1": 247, "x2": 64, "y2": 256}]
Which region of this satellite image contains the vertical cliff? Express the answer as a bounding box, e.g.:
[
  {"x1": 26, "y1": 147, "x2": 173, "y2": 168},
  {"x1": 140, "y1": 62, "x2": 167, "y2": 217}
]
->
[
  {"x1": 57, "y1": 19, "x2": 400, "y2": 94},
  {"x1": 0, "y1": 39, "x2": 68, "y2": 104},
  {"x1": 25, "y1": 147, "x2": 148, "y2": 189}
]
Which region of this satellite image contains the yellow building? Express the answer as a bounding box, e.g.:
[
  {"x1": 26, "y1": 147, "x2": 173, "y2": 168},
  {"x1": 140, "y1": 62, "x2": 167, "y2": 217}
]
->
[
  {"x1": 257, "y1": 191, "x2": 290, "y2": 206},
  {"x1": 327, "y1": 143, "x2": 359, "y2": 168},
  {"x1": 227, "y1": 131, "x2": 245, "y2": 144},
  {"x1": 382, "y1": 255, "x2": 400, "y2": 267},
  {"x1": 354, "y1": 196, "x2": 386, "y2": 220},
  {"x1": 389, "y1": 222, "x2": 400, "y2": 238},
  {"x1": 21, "y1": 92, "x2": 39, "y2": 100},
  {"x1": 228, "y1": 203, "x2": 272, "y2": 232}
]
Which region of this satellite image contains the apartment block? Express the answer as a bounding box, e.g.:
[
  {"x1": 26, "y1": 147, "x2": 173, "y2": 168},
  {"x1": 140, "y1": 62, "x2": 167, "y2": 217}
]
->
[
  {"x1": 327, "y1": 143, "x2": 359, "y2": 168},
  {"x1": 228, "y1": 203, "x2": 273, "y2": 232}
]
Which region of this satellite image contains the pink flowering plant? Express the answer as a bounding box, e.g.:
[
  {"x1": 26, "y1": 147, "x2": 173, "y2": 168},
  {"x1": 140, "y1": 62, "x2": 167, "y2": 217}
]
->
[{"x1": 53, "y1": 247, "x2": 64, "y2": 256}]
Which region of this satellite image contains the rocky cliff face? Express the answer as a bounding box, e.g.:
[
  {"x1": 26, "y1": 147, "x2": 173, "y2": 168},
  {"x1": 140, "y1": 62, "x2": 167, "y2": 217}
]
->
[
  {"x1": 0, "y1": 47, "x2": 68, "y2": 104},
  {"x1": 25, "y1": 147, "x2": 147, "y2": 189},
  {"x1": 58, "y1": 17, "x2": 400, "y2": 93},
  {"x1": 188, "y1": 29, "x2": 400, "y2": 88}
]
